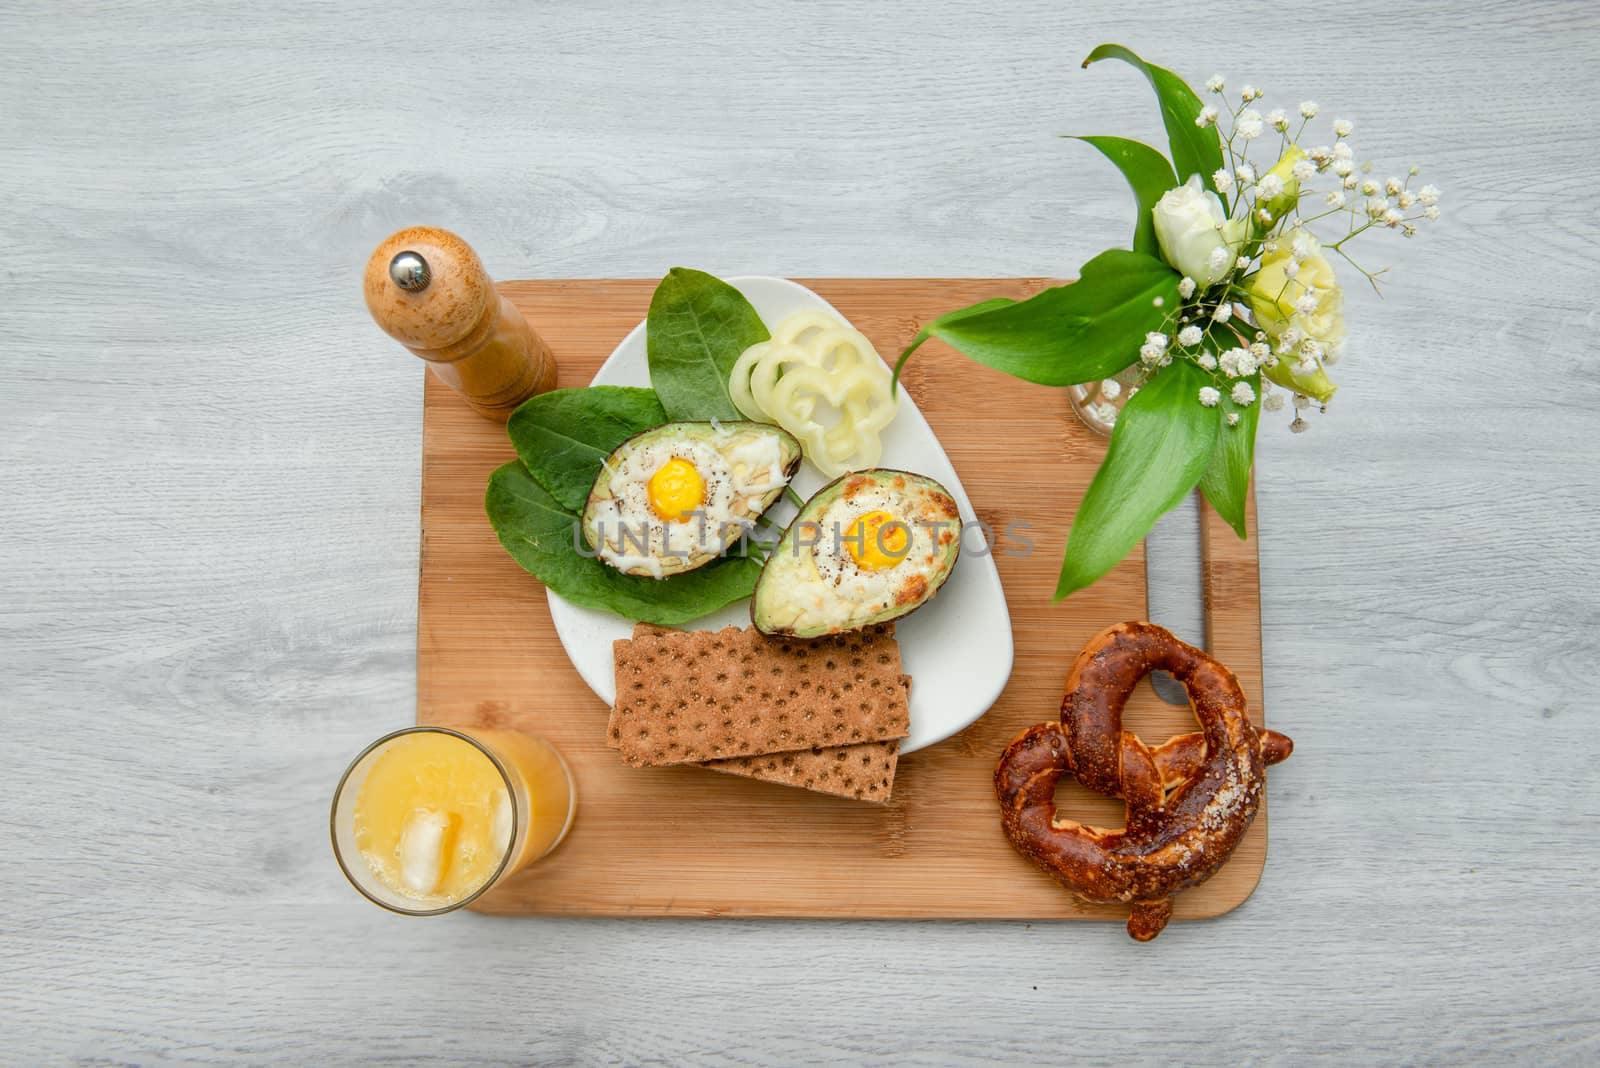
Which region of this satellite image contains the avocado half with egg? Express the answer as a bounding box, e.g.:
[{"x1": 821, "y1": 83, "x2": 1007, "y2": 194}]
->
[
  {"x1": 752, "y1": 469, "x2": 961, "y2": 638},
  {"x1": 582, "y1": 421, "x2": 801, "y2": 579}
]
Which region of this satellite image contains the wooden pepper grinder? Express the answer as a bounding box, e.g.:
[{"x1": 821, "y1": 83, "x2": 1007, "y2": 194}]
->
[{"x1": 364, "y1": 227, "x2": 556, "y2": 421}]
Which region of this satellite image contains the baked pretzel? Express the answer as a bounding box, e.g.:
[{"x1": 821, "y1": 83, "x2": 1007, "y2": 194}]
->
[{"x1": 995, "y1": 621, "x2": 1293, "y2": 940}]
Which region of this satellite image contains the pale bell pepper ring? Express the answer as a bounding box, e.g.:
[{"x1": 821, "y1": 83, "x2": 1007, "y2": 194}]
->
[{"x1": 727, "y1": 312, "x2": 900, "y2": 479}]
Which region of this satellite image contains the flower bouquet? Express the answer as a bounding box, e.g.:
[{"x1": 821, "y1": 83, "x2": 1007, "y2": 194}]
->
[{"x1": 896, "y1": 44, "x2": 1441, "y2": 598}]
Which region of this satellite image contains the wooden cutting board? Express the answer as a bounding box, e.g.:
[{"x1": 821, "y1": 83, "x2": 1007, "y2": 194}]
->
[{"x1": 418, "y1": 278, "x2": 1273, "y2": 922}]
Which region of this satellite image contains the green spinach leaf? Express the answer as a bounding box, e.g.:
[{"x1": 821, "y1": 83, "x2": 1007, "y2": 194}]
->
[
  {"x1": 1064, "y1": 136, "x2": 1178, "y2": 258},
  {"x1": 1197, "y1": 371, "x2": 1261, "y2": 539},
  {"x1": 507, "y1": 386, "x2": 666, "y2": 511},
  {"x1": 647, "y1": 267, "x2": 770, "y2": 422},
  {"x1": 1081, "y1": 44, "x2": 1224, "y2": 191},
  {"x1": 893, "y1": 250, "x2": 1180, "y2": 387},
  {"x1": 486, "y1": 461, "x2": 762, "y2": 625},
  {"x1": 1056, "y1": 359, "x2": 1220, "y2": 598}
]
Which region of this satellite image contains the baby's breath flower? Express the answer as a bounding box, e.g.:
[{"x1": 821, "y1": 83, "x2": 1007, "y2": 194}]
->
[
  {"x1": 1145, "y1": 331, "x2": 1169, "y2": 350},
  {"x1": 1332, "y1": 142, "x2": 1353, "y2": 161},
  {"x1": 1257, "y1": 174, "x2": 1285, "y2": 199},
  {"x1": 1257, "y1": 207, "x2": 1273, "y2": 224},
  {"x1": 1332, "y1": 118, "x2": 1354, "y2": 137},
  {"x1": 1177, "y1": 325, "x2": 1203, "y2": 346},
  {"x1": 1196, "y1": 106, "x2": 1219, "y2": 128},
  {"x1": 1212, "y1": 168, "x2": 1234, "y2": 194},
  {"x1": 1235, "y1": 255, "x2": 1250, "y2": 270},
  {"x1": 1294, "y1": 293, "x2": 1320, "y2": 316},
  {"x1": 1237, "y1": 109, "x2": 1264, "y2": 139},
  {"x1": 1227, "y1": 412, "x2": 1241, "y2": 426},
  {"x1": 1291, "y1": 232, "x2": 1314, "y2": 259},
  {"x1": 1211, "y1": 302, "x2": 1233, "y2": 323},
  {"x1": 1397, "y1": 191, "x2": 1417, "y2": 208},
  {"x1": 1309, "y1": 144, "x2": 1332, "y2": 165},
  {"x1": 1231, "y1": 381, "x2": 1256, "y2": 406},
  {"x1": 1206, "y1": 74, "x2": 1226, "y2": 93},
  {"x1": 1300, "y1": 100, "x2": 1320, "y2": 118},
  {"x1": 1177, "y1": 276, "x2": 1197, "y2": 300},
  {"x1": 1249, "y1": 341, "x2": 1271, "y2": 361},
  {"x1": 1418, "y1": 184, "x2": 1441, "y2": 206},
  {"x1": 1292, "y1": 160, "x2": 1316, "y2": 183},
  {"x1": 1325, "y1": 190, "x2": 1346, "y2": 208},
  {"x1": 1091, "y1": 401, "x2": 1119, "y2": 425},
  {"x1": 1235, "y1": 163, "x2": 1256, "y2": 185},
  {"x1": 1424, "y1": 205, "x2": 1441, "y2": 220},
  {"x1": 1197, "y1": 353, "x2": 1218, "y2": 371},
  {"x1": 1366, "y1": 195, "x2": 1389, "y2": 218},
  {"x1": 1382, "y1": 208, "x2": 1404, "y2": 228},
  {"x1": 1360, "y1": 179, "x2": 1380, "y2": 196},
  {"x1": 1290, "y1": 416, "x2": 1309, "y2": 433},
  {"x1": 1139, "y1": 342, "x2": 1165, "y2": 366},
  {"x1": 1332, "y1": 159, "x2": 1353, "y2": 177},
  {"x1": 1342, "y1": 174, "x2": 1359, "y2": 190},
  {"x1": 1293, "y1": 394, "x2": 1311, "y2": 410},
  {"x1": 1264, "y1": 392, "x2": 1286, "y2": 412},
  {"x1": 1240, "y1": 84, "x2": 1260, "y2": 102},
  {"x1": 1100, "y1": 378, "x2": 1122, "y2": 401},
  {"x1": 1219, "y1": 347, "x2": 1256, "y2": 378},
  {"x1": 1408, "y1": 164, "x2": 1421, "y2": 176},
  {"x1": 1198, "y1": 386, "x2": 1221, "y2": 407},
  {"x1": 1295, "y1": 357, "x2": 1318, "y2": 376},
  {"x1": 1384, "y1": 177, "x2": 1403, "y2": 196},
  {"x1": 1268, "y1": 108, "x2": 1289, "y2": 131}
]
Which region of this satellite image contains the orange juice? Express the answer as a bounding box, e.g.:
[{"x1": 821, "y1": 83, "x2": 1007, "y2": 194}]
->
[{"x1": 331, "y1": 727, "x2": 575, "y2": 914}]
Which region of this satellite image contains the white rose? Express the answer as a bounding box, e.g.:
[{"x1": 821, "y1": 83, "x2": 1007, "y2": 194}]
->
[{"x1": 1152, "y1": 175, "x2": 1247, "y2": 288}]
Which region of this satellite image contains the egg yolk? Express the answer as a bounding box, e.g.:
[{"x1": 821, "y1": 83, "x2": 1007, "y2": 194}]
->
[
  {"x1": 845, "y1": 509, "x2": 909, "y2": 570},
  {"x1": 647, "y1": 457, "x2": 706, "y2": 522}
]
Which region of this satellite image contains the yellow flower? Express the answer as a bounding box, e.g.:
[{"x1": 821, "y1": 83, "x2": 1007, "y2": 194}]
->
[
  {"x1": 1266, "y1": 355, "x2": 1338, "y2": 404},
  {"x1": 1248, "y1": 232, "x2": 1344, "y2": 403},
  {"x1": 1259, "y1": 145, "x2": 1307, "y2": 220}
]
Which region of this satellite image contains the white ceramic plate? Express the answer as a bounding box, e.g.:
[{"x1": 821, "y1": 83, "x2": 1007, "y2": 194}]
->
[{"x1": 547, "y1": 276, "x2": 1013, "y2": 753}]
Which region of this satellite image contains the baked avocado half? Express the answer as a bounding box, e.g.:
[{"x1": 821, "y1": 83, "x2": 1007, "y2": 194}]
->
[
  {"x1": 582, "y1": 421, "x2": 801, "y2": 579},
  {"x1": 752, "y1": 469, "x2": 961, "y2": 638}
]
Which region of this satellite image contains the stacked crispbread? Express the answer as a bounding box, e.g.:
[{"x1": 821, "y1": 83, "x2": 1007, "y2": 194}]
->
[{"x1": 607, "y1": 623, "x2": 909, "y2": 802}]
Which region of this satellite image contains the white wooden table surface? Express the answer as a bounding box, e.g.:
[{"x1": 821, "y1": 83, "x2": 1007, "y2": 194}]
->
[{"x1": 4, "y1": 1, "x2": 1597, "y2": 1064}]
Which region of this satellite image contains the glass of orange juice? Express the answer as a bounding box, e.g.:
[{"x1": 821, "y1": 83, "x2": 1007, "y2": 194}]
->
[{"x1": 330, "y1": 726, "x2": 575, "y2": 915}]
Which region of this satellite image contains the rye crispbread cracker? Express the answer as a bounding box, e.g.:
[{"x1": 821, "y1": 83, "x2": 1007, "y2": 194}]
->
[
  {"x1": 608, "y1": 623, "x2": 909, "y2": 767},
  {"x1": 703, "y1": 676, "x2": 909, "y2": 802}
]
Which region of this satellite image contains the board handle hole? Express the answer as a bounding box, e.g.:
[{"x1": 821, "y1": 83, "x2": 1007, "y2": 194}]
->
[{"x1": 1144, "y1": 491, "x2": 1204, "y2": 707}]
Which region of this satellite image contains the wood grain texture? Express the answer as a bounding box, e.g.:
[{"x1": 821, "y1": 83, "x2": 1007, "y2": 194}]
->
[
  {"x1": 417, "y1": 278, "x2": 1271, "y2": 919},
  {"x1": 3, "y1": 0, "x2": 1599, "y2": 1064}
]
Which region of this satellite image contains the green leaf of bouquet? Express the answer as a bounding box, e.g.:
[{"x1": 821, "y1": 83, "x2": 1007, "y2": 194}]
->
[
  {"x1": 1064, "y1": 136, "x2": 1177, "y2": 257},
  {"x1": 486, "y1": 461, "x2": 762, "y2": 625},
  {"x1": 891, "y1": 297, "x2": 1015, "y2": 392},
  {"x1": 1197, "y1": 371, "x2": 1261, "y2": 539},
  {"x1": 1081, "y1": 43, "x2": 1224, "y2": 189},
  {"x1": 1055, "y1": 359, "x2": 1220, "y2": 599},
  {"x1": 647, "y1": 267, "x2": 770, "y2": 422},
  {"x1": 895, "y1": 250, "x2": 1180, "y2": 388},
  {"x1": 506, "y1": 386, "x2": 667, "y2": 511}
]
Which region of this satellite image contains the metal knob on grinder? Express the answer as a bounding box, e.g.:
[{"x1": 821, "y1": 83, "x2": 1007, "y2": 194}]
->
[{"x1": 363, "y1": 227, "x2": 556, "y2": 421}]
